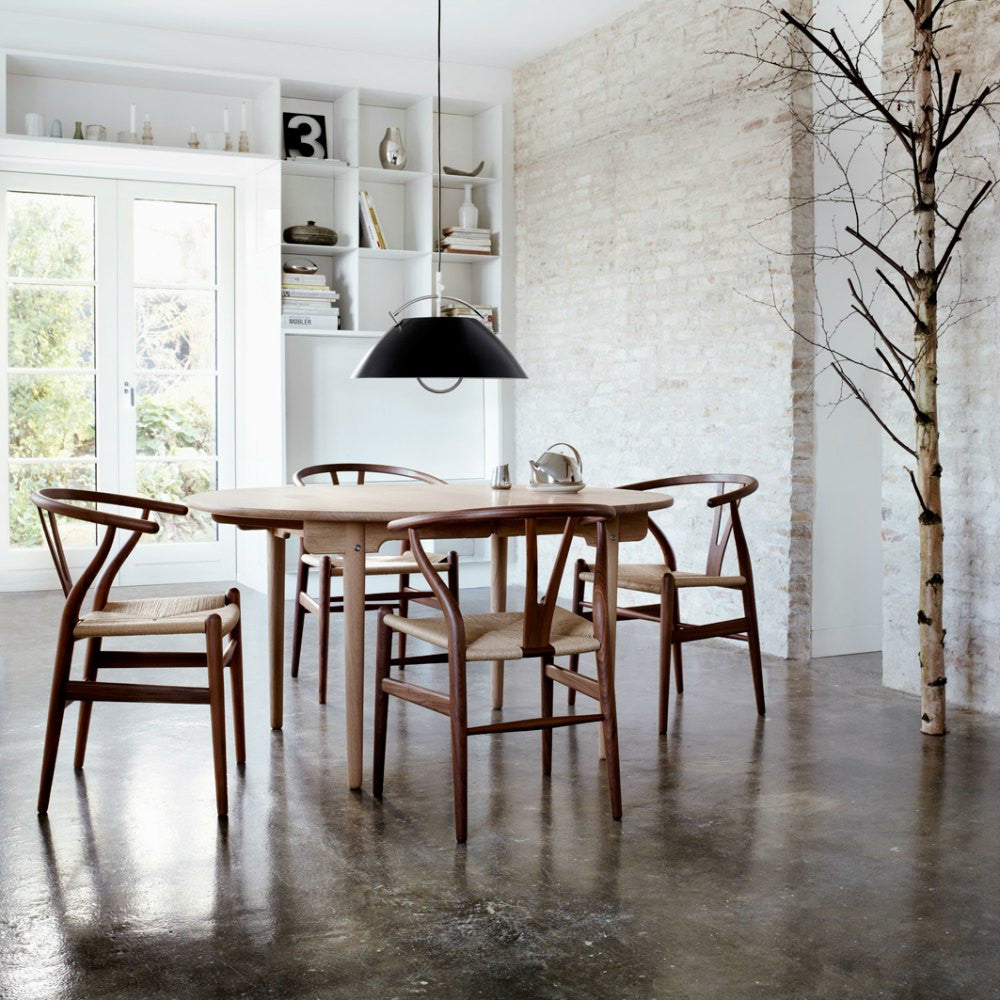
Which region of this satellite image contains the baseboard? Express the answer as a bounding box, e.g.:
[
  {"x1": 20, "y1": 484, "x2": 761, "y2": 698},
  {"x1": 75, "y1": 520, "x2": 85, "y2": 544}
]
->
[{"x1": 811, "y1": 624, "x2": 881, "y2": 659}]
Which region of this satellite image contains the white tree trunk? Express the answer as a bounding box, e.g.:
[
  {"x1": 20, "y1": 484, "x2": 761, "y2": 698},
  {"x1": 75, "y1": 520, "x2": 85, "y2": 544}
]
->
[{"x1": 913, "y1": 0, "x2": 946, "y2": 735}]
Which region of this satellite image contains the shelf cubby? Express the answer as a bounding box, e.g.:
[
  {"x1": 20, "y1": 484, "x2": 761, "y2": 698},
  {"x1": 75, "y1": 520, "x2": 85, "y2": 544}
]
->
[
  {"x1": 361, "y1": 174, "x2": 431, "y2": 253},
  {"x1": 4, "y1": 51, "x2": 280, "y2": 155},
  {"x1": 358, "y1": 91, "x2": 431, "y2": 173},
  {"x1": 358, "y1": 253, "x2": 430, "y2": 332}
]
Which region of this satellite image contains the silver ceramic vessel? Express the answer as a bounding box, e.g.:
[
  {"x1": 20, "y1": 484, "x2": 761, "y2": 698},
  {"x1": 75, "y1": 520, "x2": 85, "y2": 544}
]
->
[{"x1": 378, "y1": 127, "x2": 407, "y2": 169}]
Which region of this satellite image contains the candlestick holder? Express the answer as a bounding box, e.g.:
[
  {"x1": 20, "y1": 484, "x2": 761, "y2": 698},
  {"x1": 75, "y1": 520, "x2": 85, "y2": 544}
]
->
[
  {"x1": 238, "y1": 130, "x2": 249, "y2": 153},
  {"x1": 141, "y1": 119, "x2": 154, "y2": 145},
  {"x1": 224, "y1": 132, "x2": 233, "y2": 152}
]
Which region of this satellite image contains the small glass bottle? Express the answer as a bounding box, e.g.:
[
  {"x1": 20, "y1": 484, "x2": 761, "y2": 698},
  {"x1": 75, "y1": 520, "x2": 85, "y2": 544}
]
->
[
  {"x1": 72, "y1": 121, "x2": 84, "y2": 140},
  {"x1": 458, "y1": 183, "x2": 478, "y2": 229}
]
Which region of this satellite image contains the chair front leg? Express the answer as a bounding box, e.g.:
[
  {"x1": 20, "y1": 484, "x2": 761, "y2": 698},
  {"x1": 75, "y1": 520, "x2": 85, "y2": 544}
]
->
[
  {"x1": 227, "y1": 588, "x2": 247, "y2": 765},
  {"x1": 594, "y1": 640, "x2": 622, "y2": 821},
  {"x1": 205, "y1": 614, "x2": 229, "y2": 818},
  {"x1": 743, "y1": 582, "x2": 765, "y2": 716},
  {"x1": 396, "y1": 573, "x2": 409, "y2": 668},
  {"x1": 448, "y1": 649, "x2": 469, "y2": 843},
  {"x1": 73, "y1": 637, "x2": 102, "y2": 769},
  {"x1": 659, "y1": 574, "x2": 677, "y2": 735},
  {"x1": 317, "y1": 555, "x2": 332, "y2": 704},
  {"x1": 672, "y1": 586, "x2": 684, "y2": 694},
  {"x1": 37, "y1": 639, "x2": 76, "y2": 815},
  {"x1": 372, "y1": 608, "x2": 393, "y2": 800},
  {"x1": 291, "y1": 551, "x2": 310, "y2": 680},
  {"x1": 541, "y1": 654, "x2": 554, "y2": 775},
  {"x1": 567, "y1": 558, "x2": 586, "y2": 706}
]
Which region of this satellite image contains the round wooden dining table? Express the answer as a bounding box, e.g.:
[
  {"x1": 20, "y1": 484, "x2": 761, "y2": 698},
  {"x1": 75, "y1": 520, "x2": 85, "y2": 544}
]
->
[{"x1": 187, "y1": 483, "x2": 673, "y2": 789}]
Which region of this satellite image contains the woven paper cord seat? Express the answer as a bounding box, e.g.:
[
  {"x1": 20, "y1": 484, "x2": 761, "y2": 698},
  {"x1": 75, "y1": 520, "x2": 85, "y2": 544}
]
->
[
  {"x1": 581, "y1": 563, "x2": 746, "y2": 595},
  {"x1": 301, "y1": 550, "x2": 450, "y2": 575},
  {"x1": 383, "y1": 605, "x2": 601, "y2": 662},
  {"x1": 74, "y1": 594, "x2": 241, "y2": 638}
]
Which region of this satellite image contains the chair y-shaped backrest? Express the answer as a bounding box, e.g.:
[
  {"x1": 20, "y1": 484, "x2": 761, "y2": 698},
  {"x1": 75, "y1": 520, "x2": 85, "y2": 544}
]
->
[
  {"x1": 388, "y1": 504, "x2": 617, "y2": 656},
  {"x1": 31, "y1": 489, "x2": 187, "y2": 634},
  {"x1": 293, "y1": 463, "x2": 446, "y2": 486},
  {"x1": 619, "y1": 475, "x2": 759, "y2": 577}
]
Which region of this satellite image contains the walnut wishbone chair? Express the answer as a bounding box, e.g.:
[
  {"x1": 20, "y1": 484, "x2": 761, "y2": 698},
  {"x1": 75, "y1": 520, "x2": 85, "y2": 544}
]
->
[
  {"x1": 569, "y1": 474, "x2": 764, "y2": 730},
  {"x1": 290, "y1": 463, "x2": 459, "y2": 704},
  {"x1": 31, "y1": 488, "x2": 245, "y2": 818},
  {"x1": 373, "y1": 503, "x2": 621, "y2": 843}
]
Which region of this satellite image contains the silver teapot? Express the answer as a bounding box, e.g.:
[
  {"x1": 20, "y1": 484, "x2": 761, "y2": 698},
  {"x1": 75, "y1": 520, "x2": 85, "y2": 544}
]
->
[{"x1": 529, "y1": 442, "x2": 584, "y2": 486}]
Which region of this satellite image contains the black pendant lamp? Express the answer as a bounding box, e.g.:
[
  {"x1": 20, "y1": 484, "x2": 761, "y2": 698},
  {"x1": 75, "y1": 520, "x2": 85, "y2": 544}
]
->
[{"x1": 352, "y1": 0, "x2": 527, "y2": 394}]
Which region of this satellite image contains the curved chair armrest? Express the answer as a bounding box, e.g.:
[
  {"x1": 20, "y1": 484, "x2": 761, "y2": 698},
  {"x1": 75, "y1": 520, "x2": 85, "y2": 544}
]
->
[
  {"x1": 31, "y1": 491, "x2": 162, "y2": 534},
  {"x1": 707, "y1": 480, "x2": 759, "y2": 507}
]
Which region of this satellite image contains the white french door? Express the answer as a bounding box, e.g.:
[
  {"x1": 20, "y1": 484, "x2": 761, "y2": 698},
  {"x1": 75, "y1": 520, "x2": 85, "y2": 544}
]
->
[{"x1": 0, "y1": 173, "x2": 236, "y2": 589}]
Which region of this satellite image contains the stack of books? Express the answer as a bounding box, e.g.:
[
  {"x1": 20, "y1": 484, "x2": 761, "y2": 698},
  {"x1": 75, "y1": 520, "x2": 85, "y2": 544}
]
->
[
  {"x1": 438, "y1": 227, "x2": 492, "y2": 255},
  {"x1": 442, "y1": 303, "x2": 495, "y2": 330},
  {"x1": 282, "y1": 273, "x2": 340, "y2": 331}
]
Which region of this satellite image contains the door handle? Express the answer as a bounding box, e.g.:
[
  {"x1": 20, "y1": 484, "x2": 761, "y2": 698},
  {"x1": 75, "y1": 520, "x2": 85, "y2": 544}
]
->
[{"x1": 123, "y1": 380, "x2": 135, "y2": 406}]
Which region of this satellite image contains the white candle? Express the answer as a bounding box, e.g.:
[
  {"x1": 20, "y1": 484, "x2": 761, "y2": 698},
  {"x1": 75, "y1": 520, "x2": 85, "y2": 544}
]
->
[
  {"x1": 224, "y1": 106, "x2": 230, "y2": 133},
  {"x1": 241, "y1": 101, "x2": 247, "y2": 132},
  {"x1": 130, "y1": 103, "x2": 136, "y2": 134}
]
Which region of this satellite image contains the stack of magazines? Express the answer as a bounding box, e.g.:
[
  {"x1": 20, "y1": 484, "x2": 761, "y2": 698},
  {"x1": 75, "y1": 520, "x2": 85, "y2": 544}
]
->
[
  {"x1": 282, "y1": 273, "x2": 340, "y2": 331},
  {"x1": 438, "y1": 227, "x2": 492, "y2": 255},
  {"x1": 441, "y1": 303, "x2": 495, "y2": 330}
]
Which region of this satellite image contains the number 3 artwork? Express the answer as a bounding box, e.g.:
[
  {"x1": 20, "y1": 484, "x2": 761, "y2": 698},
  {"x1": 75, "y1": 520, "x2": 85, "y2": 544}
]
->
[{"x1": 283, "y1": 113, "x2": 328, "y2": 160}]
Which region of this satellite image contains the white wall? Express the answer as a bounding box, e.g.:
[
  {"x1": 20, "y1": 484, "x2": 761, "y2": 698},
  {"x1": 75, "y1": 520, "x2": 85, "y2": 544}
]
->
[
  {"x1": 810, "y1": 0, "x2": 883, "y2": 658},
  {"x1": 513, "y1": 0, "x2": 816, "y2": 660}
]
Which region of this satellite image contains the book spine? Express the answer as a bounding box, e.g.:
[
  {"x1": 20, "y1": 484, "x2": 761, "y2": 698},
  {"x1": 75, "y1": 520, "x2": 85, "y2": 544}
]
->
[
  {"x1": 281, "y1": 288, "x2": 340, "y2": 299},
  {"x1": 358, "y1": 192, "x2": 379, "y2": 248},
  {"x1": 283, "y1": 303, "x2": 339, "y2": 314},
  {"x1": 281, "y1": 274, "x2": 328, "y2": 285},
  {"x1": 282, "y1": 312, "x2": 340, "y2": 330},
  {"x1": 361, "y1": 189, "x2": 386, "y2": 249}
]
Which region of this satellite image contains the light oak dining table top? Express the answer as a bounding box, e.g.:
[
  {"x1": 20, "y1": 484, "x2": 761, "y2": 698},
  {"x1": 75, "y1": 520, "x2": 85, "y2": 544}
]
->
[{"x1": 187, "y1": 482, "x2": 674, "y2": 524}]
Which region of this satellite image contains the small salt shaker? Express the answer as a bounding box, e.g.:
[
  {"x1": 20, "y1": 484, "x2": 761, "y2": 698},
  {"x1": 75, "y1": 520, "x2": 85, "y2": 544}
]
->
[{"x1": 491, "y1": 464, "x2": 511, "y2": 489}]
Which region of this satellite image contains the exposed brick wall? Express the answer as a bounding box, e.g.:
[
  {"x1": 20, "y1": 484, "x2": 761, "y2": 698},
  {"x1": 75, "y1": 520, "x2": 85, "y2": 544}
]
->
[
  {"x1": 512, "y1": 0, "x2": 814, "y2": 659},
  {"x1": 881, "y1": 3, "x2": 1000, "y2": 713}
]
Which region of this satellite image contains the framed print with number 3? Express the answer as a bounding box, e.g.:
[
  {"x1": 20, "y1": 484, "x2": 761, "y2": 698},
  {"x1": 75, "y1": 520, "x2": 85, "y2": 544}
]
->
[{"x1": 283, "y1": 112, "x2": 328, "y2": 160}]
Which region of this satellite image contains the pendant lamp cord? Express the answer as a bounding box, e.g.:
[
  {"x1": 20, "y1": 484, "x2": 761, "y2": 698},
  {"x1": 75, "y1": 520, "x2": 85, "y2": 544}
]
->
[{"x1": 436, "y1": 0, "x2": 443, "y2": 287}]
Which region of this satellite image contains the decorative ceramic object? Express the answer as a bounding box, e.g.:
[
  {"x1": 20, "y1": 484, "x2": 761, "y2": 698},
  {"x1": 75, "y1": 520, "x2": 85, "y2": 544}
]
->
[
  {"x1": 378, "y1": 127, "x2": 406, "y2": 169},
  {"x1": 117, "y1": 130, "x2": 139, "y2": 144},
  {"x1": 458, "y1": 184, "x2": 479, "y2": 229},
  {"x1": 73, "y1": 121, "x2": 84, "y2": 140},
  {"x1": 282, "y1": 220, "x2": 338, "y2": 246},
  {"x1": 49, "y1": 119, "x2": 63, "y2": 138},
  {"x1": 25, "y1": 113, "x2": 45, "y2": 136},
  {"x1": 85, "y1": 124, "x2": 107, "y2": 141},
  {"x1": 238, "y1": 130, "x2": 249, "y2": 153},
  {"x1": 203, "y1": 131, "x2": 227, "y2": 151},
  {"x1": 491, "y1": 464, "x2": 511, "y2": 490},
  {"x1": 224, "y1": 132, "x2": 233, "y2": 152},
  {"x1": 443, "y1": 161, "x2": 485, "y2": 177},
  {"x1": 141, "y1": 115, "x2": 153, "y2": 145},
  {"x1": 188, "y1": 126, "x2": 200, "y2": 149},
  {"x1": 282, "y1": 257, "x2": 319, "y2": 274}
]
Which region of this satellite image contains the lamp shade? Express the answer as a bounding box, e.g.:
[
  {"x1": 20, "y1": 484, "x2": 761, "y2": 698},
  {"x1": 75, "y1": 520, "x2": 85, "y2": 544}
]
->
[{"x1": 352, "y1": 316, "x2": 528, "y2": 380}]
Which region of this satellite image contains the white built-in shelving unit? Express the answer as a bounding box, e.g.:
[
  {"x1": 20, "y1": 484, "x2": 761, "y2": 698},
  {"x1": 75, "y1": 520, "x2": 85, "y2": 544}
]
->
[{"x1": 0, "y1": 50, "x2": 512, "y2": 578}]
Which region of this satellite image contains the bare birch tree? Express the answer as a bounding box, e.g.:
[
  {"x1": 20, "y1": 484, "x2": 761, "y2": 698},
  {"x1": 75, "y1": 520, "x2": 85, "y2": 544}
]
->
[{"x1": 744, "y1": 0, "x2": 997, "y2": 734}]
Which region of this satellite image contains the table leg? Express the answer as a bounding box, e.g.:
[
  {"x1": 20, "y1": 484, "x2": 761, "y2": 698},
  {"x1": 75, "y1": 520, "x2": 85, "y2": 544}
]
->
[
  {"x1": 342, "y1": 522, "x2": 366, "y2": 789},
  {"x1": 267, "y1": 530, "x2": 286, "y2": 731},
  {"x1": 599, "y1": 517, "x2": 621, "y2": 760},
  {"x1": 490, "y1": 534, "x2": 508, "y2": 710}
]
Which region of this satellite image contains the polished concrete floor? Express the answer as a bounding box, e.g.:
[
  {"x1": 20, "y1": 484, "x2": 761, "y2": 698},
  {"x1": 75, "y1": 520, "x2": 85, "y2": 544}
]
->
[{"x1": 1, "y1": 583, "x2": 998, "y2": 1000}]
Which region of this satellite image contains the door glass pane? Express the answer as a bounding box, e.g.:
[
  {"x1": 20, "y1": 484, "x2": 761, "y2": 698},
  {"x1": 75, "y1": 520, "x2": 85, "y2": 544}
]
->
[
  {"x1": 5, "y1": 191, "x2": 97, "y2": 553},
  {"x1": 132, "y1": 198, "x2": 219, "y2": 545},
  {"x1": 8, "y1": 285, "x2": 94, "y2": 368},
  {"x1": 8, "y1": 462, "x2": 96, "y2": 548},
  {"x1": 136, "y1": 460, "x2": 215, "y2": 543},
  {"x1": 8, "y1": 374, "x2": 96, "y2": 458},
  {"x1": 135, "y1": 374, "x2": 216, "y2": 457},
  {"x1": 133, "y1": 201, "x2": 215, "y2": 286},
  {"x1": 136, "y1": 289, "x2": 216, "y2": 370},
  {"x1": 7, "y1": 192, "x2": 94, "y2": 280}
]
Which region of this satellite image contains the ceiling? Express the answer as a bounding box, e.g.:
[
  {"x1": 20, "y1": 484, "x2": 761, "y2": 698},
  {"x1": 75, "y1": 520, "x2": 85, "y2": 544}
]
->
[{"x1": 0, "y1": 0, "x2": 652, "y2": 70}]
